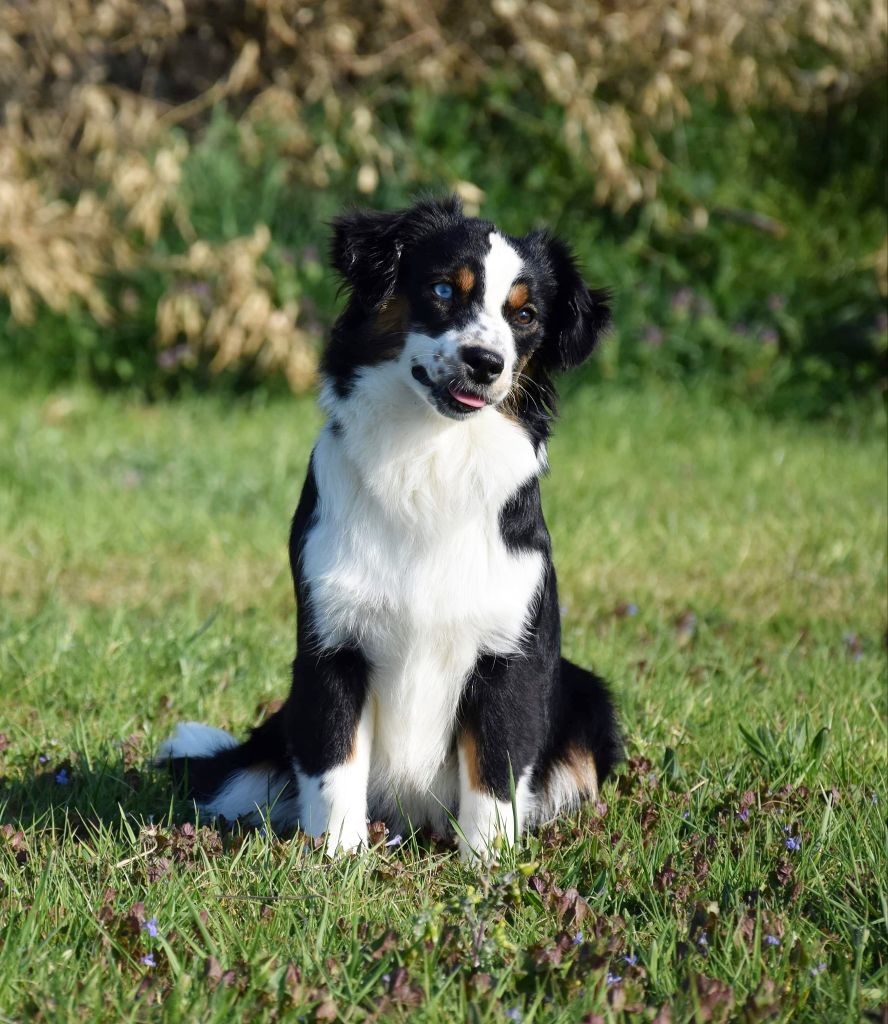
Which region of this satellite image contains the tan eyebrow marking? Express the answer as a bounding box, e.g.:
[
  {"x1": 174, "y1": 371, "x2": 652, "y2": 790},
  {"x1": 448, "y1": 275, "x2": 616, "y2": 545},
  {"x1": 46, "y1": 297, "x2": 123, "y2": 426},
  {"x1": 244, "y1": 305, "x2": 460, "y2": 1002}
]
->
[
  {"x1": 454, "y1": 266, "x2": 475, "y2": 293},
  {"x1": 507, "y1": 282, "x2": 529, "y2": 310}
]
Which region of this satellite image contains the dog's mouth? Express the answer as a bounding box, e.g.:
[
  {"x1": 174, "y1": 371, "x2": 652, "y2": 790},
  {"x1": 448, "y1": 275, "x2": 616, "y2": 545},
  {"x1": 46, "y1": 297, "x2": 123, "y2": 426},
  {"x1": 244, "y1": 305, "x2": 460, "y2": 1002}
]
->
[{"x1": 411, "y1": 365, "x2": 490, "y2": 418}]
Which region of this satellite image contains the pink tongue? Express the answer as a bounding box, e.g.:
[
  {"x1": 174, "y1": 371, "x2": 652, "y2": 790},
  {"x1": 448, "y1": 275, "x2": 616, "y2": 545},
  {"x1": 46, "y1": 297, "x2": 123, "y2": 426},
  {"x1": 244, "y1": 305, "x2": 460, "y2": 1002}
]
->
[{"x1": 449, "y1": 387, "x2": 486, "y2": 409}]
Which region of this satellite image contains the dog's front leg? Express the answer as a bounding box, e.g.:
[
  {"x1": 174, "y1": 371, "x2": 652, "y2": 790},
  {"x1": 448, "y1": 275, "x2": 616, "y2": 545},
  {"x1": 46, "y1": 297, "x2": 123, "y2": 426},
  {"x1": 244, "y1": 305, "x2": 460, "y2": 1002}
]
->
[
  {"x1": 456, "y1": 655, "x2": 543, "y2": 863},
  {"x1": 287, "y1": 647, "x2": 371, "y2": 855}
]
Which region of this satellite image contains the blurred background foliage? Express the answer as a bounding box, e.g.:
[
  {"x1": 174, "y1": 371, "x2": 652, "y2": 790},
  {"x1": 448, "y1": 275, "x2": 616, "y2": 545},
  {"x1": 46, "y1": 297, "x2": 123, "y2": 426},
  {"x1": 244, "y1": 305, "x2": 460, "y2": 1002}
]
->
[{"x1": 1, "y1": 0, "x2": 885, "y2": 414}]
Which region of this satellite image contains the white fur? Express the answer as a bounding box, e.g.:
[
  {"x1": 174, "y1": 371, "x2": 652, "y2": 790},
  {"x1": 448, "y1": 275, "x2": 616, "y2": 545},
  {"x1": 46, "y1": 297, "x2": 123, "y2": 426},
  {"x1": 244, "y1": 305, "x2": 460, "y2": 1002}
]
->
[
  {"x1": 295, "y1": 702, "x2": 372, "y2": 854},
  {"x1": 202, "y1": 768, "x2": 298, "y2": 828},
  {"x1": 482, "y1": 232, "x2": 525, "y2": 324},
  {"x1": 310, "y1": 366, "x2": 544, "y2": 834},
  {"x1": 403, "y1": 231, "x2": 525, "y2": 402},
  {"x1": 531, "y1": 758, "x2": 598, "y2": 827},
  {"x1": 457, "y1": 757, "x2": 533, "y2": 862},
  {"x1": 156, "y1": 722, "x2": 238, "y2": 760}
]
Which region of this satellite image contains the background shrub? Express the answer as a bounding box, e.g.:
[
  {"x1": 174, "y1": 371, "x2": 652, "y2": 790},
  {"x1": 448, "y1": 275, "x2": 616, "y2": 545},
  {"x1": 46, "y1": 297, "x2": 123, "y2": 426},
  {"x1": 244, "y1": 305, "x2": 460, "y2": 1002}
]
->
[{"x1": 0, "y1": 0, "x2": 885, "y2": 411}]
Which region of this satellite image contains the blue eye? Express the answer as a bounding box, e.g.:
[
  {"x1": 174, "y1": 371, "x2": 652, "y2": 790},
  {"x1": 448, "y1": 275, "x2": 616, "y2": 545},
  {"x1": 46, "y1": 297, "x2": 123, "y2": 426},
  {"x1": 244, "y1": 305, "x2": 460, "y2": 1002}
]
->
[{"x1": 433, "y1": 282, "x2": 453, "y2": 300}]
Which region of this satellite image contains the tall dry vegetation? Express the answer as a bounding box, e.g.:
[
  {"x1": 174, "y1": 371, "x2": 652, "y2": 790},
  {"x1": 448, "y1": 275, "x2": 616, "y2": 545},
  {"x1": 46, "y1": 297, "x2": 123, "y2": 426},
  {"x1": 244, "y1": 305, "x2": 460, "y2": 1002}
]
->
[{"x1": 1, "y1": 0, "x2": 885, "y2": 388}]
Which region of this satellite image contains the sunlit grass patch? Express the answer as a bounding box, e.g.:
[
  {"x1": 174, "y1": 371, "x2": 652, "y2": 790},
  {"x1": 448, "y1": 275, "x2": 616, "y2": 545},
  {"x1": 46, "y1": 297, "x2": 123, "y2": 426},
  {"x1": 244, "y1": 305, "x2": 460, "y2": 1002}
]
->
[{"x1": 0, "y1": 377, "x2": 885, "y2": 1021}]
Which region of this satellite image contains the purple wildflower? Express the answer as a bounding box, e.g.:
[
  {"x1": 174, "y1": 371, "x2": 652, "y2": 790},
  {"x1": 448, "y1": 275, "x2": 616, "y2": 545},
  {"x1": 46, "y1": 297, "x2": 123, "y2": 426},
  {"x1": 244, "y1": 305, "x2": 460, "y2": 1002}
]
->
[
  {"x1": 572, "y1": 932, "x2": 584, "y2": 946},
  {"x1": 184, "y1": 281, "x2": 212, "y2": 302},
  {"x1": 38, "y1": 754, "x2": 49, "y2": 764},
  {"x1": 385, "y1": 834, "x2": 403, "y2": 848},
  {"x1": 810, "y1": 962, "x2": 827, "y2": 976},
  {"x1": 140, "y1": 954, "x2": 156, "y2": 968},
  {"x1": 606, "y1": 973, "x2": 622, "y2": 985},
  {"x1": 737, "y1": 808, "x2": 750, "y2": 822},
  {"x1": 55, "y1": 768, "x2": 69, "y2": 785},
  {"x1": 142, "y1": 918, "x2": 158, "y2": 938},
  {"x1": 671, "y1": 287, "x2": 694, "y2": 311},
  {"x1": 785, "y1": 836, "x2": 801, "y2": 851},
  {"x1": 697, "y1": 931, "x2": 709, "y2": 948},
  {"x1": 623, "y1": 953, "x2": 638, "y2": 966},
  {"x1": 156, "y1": 344, "x2": 192, "y2": 370},
  {"x1": 505, "y1": 1010, "x2": 522, "y2": 1022},
  {"x1": 764, "y1": 935, "x2": 780, "y2": 946},
  {"x1": 626, "y1": 603, "x2": 639, "y2": 616}
]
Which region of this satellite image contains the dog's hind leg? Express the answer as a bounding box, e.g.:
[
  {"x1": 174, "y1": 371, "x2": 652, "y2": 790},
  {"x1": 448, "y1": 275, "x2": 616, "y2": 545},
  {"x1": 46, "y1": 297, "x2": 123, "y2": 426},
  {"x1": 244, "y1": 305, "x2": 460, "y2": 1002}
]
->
[{"x1": 531, "y1": 659, "x2": 624, "y2": 823}]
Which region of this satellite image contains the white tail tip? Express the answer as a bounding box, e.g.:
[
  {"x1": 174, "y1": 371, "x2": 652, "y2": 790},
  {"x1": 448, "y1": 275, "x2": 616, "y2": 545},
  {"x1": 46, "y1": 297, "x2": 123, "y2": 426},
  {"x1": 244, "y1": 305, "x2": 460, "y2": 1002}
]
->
[{"x1": 155, "y1": 721, "x2": 238, "y2": 762}]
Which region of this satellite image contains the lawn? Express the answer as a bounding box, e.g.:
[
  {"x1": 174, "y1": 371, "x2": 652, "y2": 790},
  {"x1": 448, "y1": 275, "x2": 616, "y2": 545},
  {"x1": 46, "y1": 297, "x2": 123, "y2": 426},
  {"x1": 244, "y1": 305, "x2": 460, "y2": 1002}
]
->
[{"x1": 0, "y1": 375, "x2": 885, "y2": 1023}]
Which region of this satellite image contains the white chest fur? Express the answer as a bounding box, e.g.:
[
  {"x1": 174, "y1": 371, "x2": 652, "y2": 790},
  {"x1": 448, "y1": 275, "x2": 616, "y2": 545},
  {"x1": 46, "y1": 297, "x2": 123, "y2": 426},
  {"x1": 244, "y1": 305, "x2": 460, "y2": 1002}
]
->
[{"x1": 301, "y1": 372, "x2": 544, "y2": 804}]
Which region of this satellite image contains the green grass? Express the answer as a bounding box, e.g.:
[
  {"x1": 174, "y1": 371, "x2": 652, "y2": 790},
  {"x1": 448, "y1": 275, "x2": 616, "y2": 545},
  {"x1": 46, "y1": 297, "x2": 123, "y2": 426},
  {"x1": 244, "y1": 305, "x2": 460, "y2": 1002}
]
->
[{"x1": 0, "y1": 377, "x2": 885, "y2": 1022}]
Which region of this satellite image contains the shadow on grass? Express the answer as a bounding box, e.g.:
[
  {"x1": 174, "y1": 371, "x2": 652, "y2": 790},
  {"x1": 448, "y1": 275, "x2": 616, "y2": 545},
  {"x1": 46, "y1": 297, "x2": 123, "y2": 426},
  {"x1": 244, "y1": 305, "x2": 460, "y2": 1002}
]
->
[
  {"x1": 0, "y1": 759, "x2": 460, "y2": 861},
  {"x1": 0, "y1": 756, "x2": 192, "y2": 832}
]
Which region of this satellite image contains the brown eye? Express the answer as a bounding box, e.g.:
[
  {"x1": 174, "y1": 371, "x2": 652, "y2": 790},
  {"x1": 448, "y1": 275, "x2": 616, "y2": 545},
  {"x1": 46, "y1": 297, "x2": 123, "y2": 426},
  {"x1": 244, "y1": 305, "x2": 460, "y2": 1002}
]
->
[{"x1": 515, "y1": 306, "x2": 536, "y2": 325}]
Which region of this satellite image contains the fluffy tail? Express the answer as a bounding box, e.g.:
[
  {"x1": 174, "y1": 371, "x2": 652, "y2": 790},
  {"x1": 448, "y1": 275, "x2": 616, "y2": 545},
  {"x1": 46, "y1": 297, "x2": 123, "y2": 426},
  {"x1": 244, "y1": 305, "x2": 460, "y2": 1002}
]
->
[{"x1": 156, "y1": 709, "x2": 298, "y2": 828}]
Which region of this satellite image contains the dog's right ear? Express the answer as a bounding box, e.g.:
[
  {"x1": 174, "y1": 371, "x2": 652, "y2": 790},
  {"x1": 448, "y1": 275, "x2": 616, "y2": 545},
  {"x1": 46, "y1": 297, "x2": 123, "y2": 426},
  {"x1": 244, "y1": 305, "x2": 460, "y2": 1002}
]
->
[
  {"x1": 330, "y1": 196, "x2": 463, "y2": 310},
  {"x1": 330, "y1": 208, "x2": 405, "y2": 311}
]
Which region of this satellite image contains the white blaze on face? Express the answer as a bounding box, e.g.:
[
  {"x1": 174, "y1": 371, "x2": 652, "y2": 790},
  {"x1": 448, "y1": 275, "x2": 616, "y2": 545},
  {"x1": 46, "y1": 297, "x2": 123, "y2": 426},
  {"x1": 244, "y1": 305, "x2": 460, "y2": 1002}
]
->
[
  {"x1": 475, "y1": 231, "x2": 524, "y2": 380},
  {"x1": 483, "y1": 232, "x2": 523, "y2": 322}
]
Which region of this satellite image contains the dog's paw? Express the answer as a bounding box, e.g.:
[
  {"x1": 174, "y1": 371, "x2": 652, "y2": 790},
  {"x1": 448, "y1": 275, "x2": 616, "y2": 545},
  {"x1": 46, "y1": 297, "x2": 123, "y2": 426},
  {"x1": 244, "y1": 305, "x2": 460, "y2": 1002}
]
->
[
  {"x1": 322, "y1": 816, "x2": 368, "y2": 858},
  {"x1": 457, "y1": 827, "x2": 508, "y2": 866}
]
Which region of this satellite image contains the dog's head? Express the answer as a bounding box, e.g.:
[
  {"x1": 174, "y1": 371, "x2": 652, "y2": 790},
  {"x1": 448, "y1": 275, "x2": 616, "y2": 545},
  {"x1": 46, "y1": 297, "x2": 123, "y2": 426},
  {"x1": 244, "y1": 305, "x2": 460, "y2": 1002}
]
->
[{"x1": 323, "y1": 196, "x2": 610, "y2": 428}]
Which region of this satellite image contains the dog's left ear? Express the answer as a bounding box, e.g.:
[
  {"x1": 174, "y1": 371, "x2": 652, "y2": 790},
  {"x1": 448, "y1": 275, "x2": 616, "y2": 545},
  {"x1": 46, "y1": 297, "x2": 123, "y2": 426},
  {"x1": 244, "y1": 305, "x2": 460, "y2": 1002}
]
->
[{"x1": 536, "y1": 234, "x2": 611, "y2": 371}]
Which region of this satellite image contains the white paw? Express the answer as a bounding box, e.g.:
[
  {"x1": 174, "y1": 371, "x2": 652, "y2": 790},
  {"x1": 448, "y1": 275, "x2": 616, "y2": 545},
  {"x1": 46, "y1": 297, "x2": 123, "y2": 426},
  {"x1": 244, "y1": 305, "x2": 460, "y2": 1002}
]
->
[
  {"x1": 323, "y1": 816, "x2": 368, "y2": 857},
  {"x1": 457, "y1": 823, "x2": 511, "y2": 865},
  {"x1": 458, "y1": 835, "x2": 488, "y2": 865}
]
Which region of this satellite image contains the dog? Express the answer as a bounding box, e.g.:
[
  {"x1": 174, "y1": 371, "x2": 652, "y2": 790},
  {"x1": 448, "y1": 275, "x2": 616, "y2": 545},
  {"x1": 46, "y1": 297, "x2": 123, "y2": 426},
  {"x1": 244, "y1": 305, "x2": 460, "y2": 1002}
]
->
[{"x1": 158, "y1": 196, "x2": 623, "y2": 861}]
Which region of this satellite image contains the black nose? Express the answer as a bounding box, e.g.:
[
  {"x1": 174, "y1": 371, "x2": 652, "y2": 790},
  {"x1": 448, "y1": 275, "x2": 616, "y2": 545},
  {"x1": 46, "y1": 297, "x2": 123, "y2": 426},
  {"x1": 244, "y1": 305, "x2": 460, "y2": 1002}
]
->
[{"x1": 459, "y1": 345, "x2": 505, "y2": 385}]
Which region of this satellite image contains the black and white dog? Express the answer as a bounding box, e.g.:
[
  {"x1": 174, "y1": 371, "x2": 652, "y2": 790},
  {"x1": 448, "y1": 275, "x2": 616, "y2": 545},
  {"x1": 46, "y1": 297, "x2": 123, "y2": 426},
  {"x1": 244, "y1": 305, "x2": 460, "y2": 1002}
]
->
[{"x1": 159, "y1": 196, "x2": 623, "y2": 860}]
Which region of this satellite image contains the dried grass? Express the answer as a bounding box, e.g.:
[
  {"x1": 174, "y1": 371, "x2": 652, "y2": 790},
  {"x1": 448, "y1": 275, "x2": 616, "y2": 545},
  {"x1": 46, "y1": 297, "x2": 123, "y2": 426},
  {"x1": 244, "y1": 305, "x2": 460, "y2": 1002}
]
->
[{"x1": 1, "y1": 1, "x2": 884, "y2": 387}]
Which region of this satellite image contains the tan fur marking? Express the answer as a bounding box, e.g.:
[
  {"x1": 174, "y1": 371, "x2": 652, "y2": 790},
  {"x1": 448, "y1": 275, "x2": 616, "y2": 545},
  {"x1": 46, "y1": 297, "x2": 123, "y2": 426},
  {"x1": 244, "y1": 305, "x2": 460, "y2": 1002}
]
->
[
  {"x1": 373, "y1": 294, "x2": 408, "y2": 336},
  {"x1": 563, "y1": 744, "x2": 599, "y2": 798},
  {"x1": 507, "y1": 282, "x2": 529, "y2": 310},
  {"x1": 454, "y1": 266, "x2": 475, "y2": 293},
  {"x1": 461, "y1": 732, "x2": 484, "y2": 791}
]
